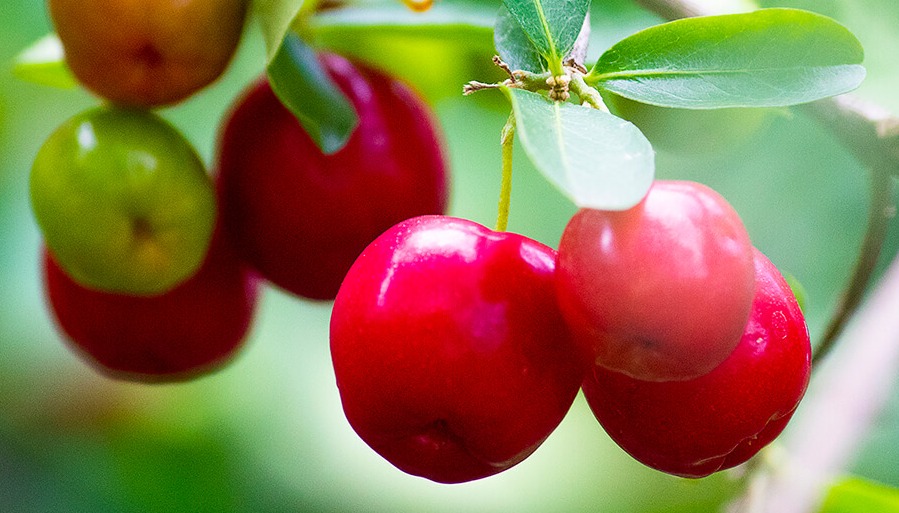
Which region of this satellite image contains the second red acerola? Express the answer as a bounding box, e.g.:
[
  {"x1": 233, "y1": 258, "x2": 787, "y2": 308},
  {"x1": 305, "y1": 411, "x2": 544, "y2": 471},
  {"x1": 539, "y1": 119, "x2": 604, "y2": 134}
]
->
[
  {"x1": 216, "y1": 53, "x2": 449, "y2": 300},
  {"x1": 556, "y1": 180, "x2": 756, "y2": 382},
  {"x1": 44, "y1": 230, "x2": 259, "y2": 382},
  {"x1": 581, "y1": 249, "x2": 811, "y2": 478}
]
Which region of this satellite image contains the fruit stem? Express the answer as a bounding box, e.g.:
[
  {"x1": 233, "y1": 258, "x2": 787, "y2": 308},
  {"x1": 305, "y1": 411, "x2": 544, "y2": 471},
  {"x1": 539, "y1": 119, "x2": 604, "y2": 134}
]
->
[
  {"x1": 496, "y1": 113, "x2": 516, "y2": 232},
  {"x1": 812, "y1": 166, "x2": 895, "y2": 367},
  {"x1": 463, "y1": 61, "x2": 552, "y2": 97},
  {"x1": 569, "y1": 74, "x2": 608, "y2": 112}
]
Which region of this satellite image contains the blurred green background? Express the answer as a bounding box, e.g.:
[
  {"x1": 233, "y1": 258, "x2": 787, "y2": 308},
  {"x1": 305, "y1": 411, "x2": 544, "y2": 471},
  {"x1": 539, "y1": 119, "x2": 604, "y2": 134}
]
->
[{"x1": 2, "y1": 0, "x2": 899, "y2": 511}]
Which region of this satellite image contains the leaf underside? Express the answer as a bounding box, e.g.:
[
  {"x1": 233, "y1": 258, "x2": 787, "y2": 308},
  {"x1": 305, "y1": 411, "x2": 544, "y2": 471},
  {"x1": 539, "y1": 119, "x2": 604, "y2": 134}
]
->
[
  {"x1": 11, "y1": 33, "x2": 77, "y2": 89},
  {"x1": 267, "y1": 33, "x2": 358, "y2": 154},
  {"x1": 505, "y1": 88, "x2": 655, "y2": 211}
]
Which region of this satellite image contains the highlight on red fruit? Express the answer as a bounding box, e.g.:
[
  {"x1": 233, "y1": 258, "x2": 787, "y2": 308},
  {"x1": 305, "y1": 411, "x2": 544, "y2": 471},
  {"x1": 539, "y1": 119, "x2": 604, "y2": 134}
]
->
[
  {"x1": 581, "y1": 248, "x2": 811, "y2": 478},
  {"x1": 216, "y1": 53, "x2": 449, "y2": 301},
  {"x1": 556, "y1": 180, "x2": 756, "y2": 381},
  {"x1": 330, "y1": 215, "x2": 584, "y2": 483},
  {"x1": 43, "y1": 230, "x2": 260, "y2": 382}
]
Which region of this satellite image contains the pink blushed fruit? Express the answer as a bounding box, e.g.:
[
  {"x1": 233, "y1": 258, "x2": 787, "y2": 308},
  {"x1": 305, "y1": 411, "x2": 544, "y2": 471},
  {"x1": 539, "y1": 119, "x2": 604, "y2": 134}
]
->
[{"x1": 556, "y1": 180, "x2": 756, "y2": 381}]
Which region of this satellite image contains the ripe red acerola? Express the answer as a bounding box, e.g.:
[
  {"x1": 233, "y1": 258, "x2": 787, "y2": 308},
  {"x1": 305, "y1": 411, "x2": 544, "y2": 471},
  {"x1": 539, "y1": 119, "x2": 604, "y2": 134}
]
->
[
  {"x1": 216, "y1": 54, "x2": 449, "y2": 300},
  {"x1": 581, "y1": 249, "x2": 811, "y2": 478},
  {"x1": 556, "y1": 180, "x2": 756, "y2": 381},
  {"x1": 330, "y1": 216, "x2": 584, "y2": 483},
  {"x1": 43, "y1": 230, "x2": 259, "y2": 381}
]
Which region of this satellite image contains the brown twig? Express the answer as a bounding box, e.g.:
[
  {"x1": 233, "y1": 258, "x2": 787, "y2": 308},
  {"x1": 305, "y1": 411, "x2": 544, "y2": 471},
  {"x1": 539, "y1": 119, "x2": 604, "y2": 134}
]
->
[{"x1": 813, "y1": 167, "x2": 895, "y2": 367}]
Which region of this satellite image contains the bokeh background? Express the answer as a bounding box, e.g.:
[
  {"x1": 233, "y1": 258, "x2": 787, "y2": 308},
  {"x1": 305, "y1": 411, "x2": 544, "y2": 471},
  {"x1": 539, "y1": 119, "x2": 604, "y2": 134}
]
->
[{"x1": 2, "y1": 0, "x2": 899, "y2": 511}]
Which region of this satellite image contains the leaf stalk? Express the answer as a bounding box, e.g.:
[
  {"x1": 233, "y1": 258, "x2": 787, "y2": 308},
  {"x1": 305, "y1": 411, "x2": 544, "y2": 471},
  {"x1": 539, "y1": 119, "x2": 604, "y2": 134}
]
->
[{"x1": 496, "y1": 113, "x2": 517, "y2": 232}]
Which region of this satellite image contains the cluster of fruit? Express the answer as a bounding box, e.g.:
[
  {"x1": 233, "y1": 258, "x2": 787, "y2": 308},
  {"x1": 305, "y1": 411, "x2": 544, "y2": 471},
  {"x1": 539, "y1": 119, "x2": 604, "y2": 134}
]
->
[
  {"x1": 30, "y1": 0, "x2": 811, "y2": 484},
  {"x1": 330, "y1": 182, "x2": 811, "y2": 482},
  {"x1": 31, "y1": 0, "x2": 448, "y2": 380}
]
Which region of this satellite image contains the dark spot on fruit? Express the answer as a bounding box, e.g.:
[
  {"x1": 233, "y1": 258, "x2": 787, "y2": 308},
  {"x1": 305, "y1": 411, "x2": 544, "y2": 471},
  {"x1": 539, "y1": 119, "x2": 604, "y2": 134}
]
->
[
  {"x1": 637, "y1": 336, "x2": 659, "y2": 350},
  {"x1": 134, "y1": 43, "x2": 164, "y2": 69},
  {"x1": 131, "y1": 218, "x2": 154, "y2": 243}
]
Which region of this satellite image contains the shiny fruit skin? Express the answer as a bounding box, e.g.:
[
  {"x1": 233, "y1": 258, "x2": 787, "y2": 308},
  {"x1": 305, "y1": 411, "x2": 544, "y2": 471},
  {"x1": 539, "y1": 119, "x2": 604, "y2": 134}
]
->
[
  {"x1": 330, "y1": 216, "x2": 583, "y2": 483},
  {"x1": 48, "y1": 0, "x2": 247, "y2": 107},
  {"x1": 30, "y1": 107, "x2": 216, "y2": 295},
  {"x1": 581, "y1": 249, "x2": 811, "y2": 478},
  {"x1": 556, "y1": 180, "x2": 755, "y2": 381},
  {"x1": 43, "y1": 229, "x2": 259, "y2": 382},
  {"x1": 216, "y1": 54, "x2": 448, "y2": 300}
]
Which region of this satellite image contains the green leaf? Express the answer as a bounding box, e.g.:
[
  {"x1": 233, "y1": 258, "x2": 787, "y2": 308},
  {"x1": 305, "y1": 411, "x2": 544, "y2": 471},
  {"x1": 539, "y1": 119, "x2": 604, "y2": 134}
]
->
[
  {"x1": 253, "y1": 0, "x2": 306, "y2": 62},
  {"x1": 267, "y1": 32, "x2": 357, "y2": 154},
  {"x1": 819, "y1": 476, "x2": 899, "y2": 513},
  {"x1": 11, "y1": 34, "x2": 77, "y2": 89},
  {"x1": 590, "y1": 8, "x2": 866, "y2": 109},
  {"x1": 254, "y1": 0, "x2": 359, "y2": 152},
  {"x1": 505, "y1": 88, "x2": 654, "y2": 210},
  {"x1": 783, "y1": 272, "x2": 808, "y2": 313},
  {"x1": 495, "y1": 5, "x2": 546, "y2": 73},
  {"x1": 501, "y1": 0, "x2": 590, "y2": 71}
]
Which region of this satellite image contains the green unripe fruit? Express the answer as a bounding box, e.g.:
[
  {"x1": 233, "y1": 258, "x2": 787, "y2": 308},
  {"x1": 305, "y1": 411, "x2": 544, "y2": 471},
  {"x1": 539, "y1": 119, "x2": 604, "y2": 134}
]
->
[{"x1": 30, "y1": 107, "x2": 216, "y2": 295}]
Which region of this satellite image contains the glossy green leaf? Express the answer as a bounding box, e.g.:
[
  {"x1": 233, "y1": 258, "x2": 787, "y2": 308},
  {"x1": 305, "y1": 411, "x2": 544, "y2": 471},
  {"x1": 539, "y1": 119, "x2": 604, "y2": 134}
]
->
[
  {"x1": 590, "y1": 8, "x2": 866, "y2": 109},
  {"x1": 501, "y1": 0, "x2": 590, "y2": 70},
  {"x1": 505, "y1": 88, "x2": 654, "y2": 210},
  {"x1": 11, "y1": 34, "x2": 77, "y2": 89},
  {"x1": 267, "y1": 32, "x2": 357, "y2": 154},
  {"x1": 253, "y1": 0, "x2": 306, "y2": 62},
  {"x1": 495, "y1": 5, "x2": 546, "y2": 73},
  {"x1": 819, "y1": 477, "x2": 899, "y2": 513}
]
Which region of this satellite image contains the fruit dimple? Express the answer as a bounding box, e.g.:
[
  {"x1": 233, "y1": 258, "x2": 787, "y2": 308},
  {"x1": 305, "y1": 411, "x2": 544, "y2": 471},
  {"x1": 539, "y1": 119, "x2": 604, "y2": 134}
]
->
[
  {"x1": 130, "y1": 217, "x2": 168, "y2": 277},
  {"x1": 131, "y1": 217, "x2": 154, "y2": 243},
  {"x1": 414, "y1": 419, "x2": 463, "y2": 452},
  {"x1": 134, "y1": 42, "x2": 164, "y2": 69}
]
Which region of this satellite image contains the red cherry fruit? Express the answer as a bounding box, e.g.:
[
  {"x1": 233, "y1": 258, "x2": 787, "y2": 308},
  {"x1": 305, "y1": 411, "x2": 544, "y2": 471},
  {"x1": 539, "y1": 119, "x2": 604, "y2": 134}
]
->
[
  {"x1": 216, "y1": 54, "x2": 449, "y2": 300},
  {"x1": 43, "y1": 229, "x2": 259, "y2": 382},
  {"x1": 330, "y1": 216, "x2": 584, "y2": 483},
  {"x1": 582, "y1": 248, "x2": 811, "y2": 478},
  {"x1": 556, "y1": 180, "x2": 755, "y2": 381}
]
